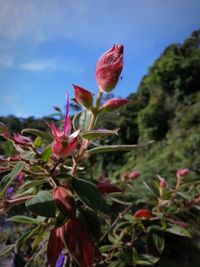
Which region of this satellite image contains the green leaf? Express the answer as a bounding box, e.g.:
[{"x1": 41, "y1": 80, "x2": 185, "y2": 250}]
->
[
  {"x1": 136, "y1": 254, "x2": 160, "y2": 266},
  {"x1": 166, "y1": 225, "x2": 191, "y2": 237},
  {"x1": 86, "y1": 141, "x2": 154, "y2": 157},
  {"x1": 15, "y1": 187, "x2": 37, "y2": 197},
  {"x1": 33, "y1": 136, "x2": 42, "y2": 147},
  {"x1": 147, "y1": 225, "x2": 163, "y2": 233},
  {"x1": 26, "y1": 190, "x2": 56, "y2": 218},
  {"x1": 14, "y1": 225, "x2": 41, "y2": 253},
  {"x1": 7, "y1": 215, "x2": 43, "y2": 225},
  {"x1": 40, "y1": 145, "x2": 52, "y2": 162},
  {"x1": 31, "y1": 226, "x2": 49, "y2": 250},
  {"x1": 22, "y1": 128, "x2": 53, "y2": 142},
  {"x1": 73, "y1": 110, "x2": 92, "y2": 131},
  {"x1": 71, "y1": 177, "x2": 107, "y2": 212},
  {"x1": 55, "y1": 211, "x2": 68, "y2": 228},
  {"x1": 0, "y1": 161, "x2": 26, "y2": 198},
  {"x1": 0, "y1": 244, "x2": 14, "y2": 257},
  {"x1": 108, "y1": 261, "x2": 125, "y2": 267},
  {"x1": 19, "y1": 179, "x2": 47, "y2": 191},
  {"x1": 81, "y1": 129, "x2": 119, "y2": 140},
  {"x1": 143, "y1": 181, "x2": 159, "y2": 197},
  {"x1": 80, "y1": 208, "x2": 101, "y2": 241},
  {"x1": 152, "y1": 233, "x2": 165, "y2": 254}
]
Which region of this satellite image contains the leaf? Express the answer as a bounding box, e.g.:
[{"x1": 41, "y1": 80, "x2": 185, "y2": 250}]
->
[
  {"x1": 86, "y1": 141, "x2": 154, "y2": 157},
  {"x1": 31, "y1": 226, "x2": 49, "y2": 250},
  {"x1": 40, "y1": 145, "x2": 52, "y2": 162},
  {"x1": 80, "y1": 208, "x2": 101, "y2": 241},
  {"x1": 71, "y1": 177, "x2": 107, "y2": 212},
  {"x1": 33, "y1": 136, "x2": 42, "y2": 147},
  {"x1": 14, "y1": 225, "x2": 41, "y2": 253},
  {"x1": 0, "y1": 244, "x2": 14, "y2": 256},
  {"x1": 0, "y1": 161, "x2": 26, "y2": 198},
  {"x1": 143, "y1": 181, "x2": 159, "y2": 197},
  {"x1": 152, "y1": 233, "x2": 165, "y2": 254},
  {"x1": 19, "y1": 179, "x2": 47, "y2": 191},
  {"x1": 73, "y1": 110, "x2": 92, "y2": 131},
  {"x1": 55, "y1": 211, "x2": 68, "y2": 228},
  {"x1": 81, "y1": 129, "x2": 119, "y2": 140},
  {"x1": 136, "y1": 254, "x2": 160, "y2": 266},
  {"x1": 108, "y1": 261, "x2": 126, "y2": 267},
  {"x1": 166, "y1": 225, "x2": 191, "y2": 237},
  {"x1": 26, "y1": 190, "x2": 56, "y2": 218},
  {"x1": 7, "y1": 215, "x2": 43, "y2": 224},
  {"x1": 22, "y1": 128, "x2": 53, "y2": 142},
  {"x1": 16, "y1": 187, "x2": 37, "y2": 197}
]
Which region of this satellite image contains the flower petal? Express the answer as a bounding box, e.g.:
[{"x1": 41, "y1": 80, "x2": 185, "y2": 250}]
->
[
  {"x1": 64, "y1": 92, "x2": 72, "y2": 136},
  {"x1": 47, "y1": 122, "x2": 62, "y2": 140}
]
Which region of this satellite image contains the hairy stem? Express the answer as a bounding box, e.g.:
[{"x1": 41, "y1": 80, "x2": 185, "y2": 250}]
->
[{"x1": 71, "y1": 90, "x2": 103, "y2": 176}]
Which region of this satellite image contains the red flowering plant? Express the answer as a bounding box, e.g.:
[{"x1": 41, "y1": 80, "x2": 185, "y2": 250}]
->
[{"x1": 0, "y1": 45, "x2": 199, "y2": 267}]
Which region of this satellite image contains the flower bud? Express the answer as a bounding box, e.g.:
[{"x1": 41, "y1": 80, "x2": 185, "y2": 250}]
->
[
  {"x1": 134, "y1": 209, "x2": 152, "y2": 219},
  {"x1": 47, "y1": 227, "x2": 64, "y2": 267},
  {"x1": 96, "y1": 180, "x2": 122, "y2": 194},
  {"x1": 51, "y1": 137, "x2": 78, "y2": 158},
  {"x1": 96, "y1": 44, "x2": 123, "y2": 92},
  {"x1": 129, "y1": 170, "x2": 140, "y2": 180},
  {"x1": 53, "y1": 186, "x2": 76, "y2": 218},
  {"x1": 100, "y1": 98, "x2": 129, "y2": 112},
  {"x1": 176, "y1": 168, "x2": 189, "y2": 178},
  {"x1": 159, "y1": 178, "x2": 167, "y2": 188},
  {"x1": 62, "y1": 218, "x2": 95, "y2": 267},
  {"x1": 73, "y1": 85, "x2": 93, "y2": 109}
]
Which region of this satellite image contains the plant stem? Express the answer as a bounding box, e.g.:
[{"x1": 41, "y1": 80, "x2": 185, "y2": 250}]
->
[{"x1": 71, "y1": 90, "x2": 103, "y2": 176}]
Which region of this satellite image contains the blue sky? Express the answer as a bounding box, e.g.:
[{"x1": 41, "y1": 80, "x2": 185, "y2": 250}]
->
[{"x1": 0, "y1": 0, "x2": 200, "y2": 118}]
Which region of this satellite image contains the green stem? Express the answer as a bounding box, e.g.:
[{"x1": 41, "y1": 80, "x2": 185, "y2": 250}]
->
[{"x1": 71, "y1": 90, "x2": 103, "y2": 176}]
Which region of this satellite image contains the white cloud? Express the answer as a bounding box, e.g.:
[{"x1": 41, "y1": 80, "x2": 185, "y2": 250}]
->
[
  {"x1": 19, "y1": 58, "x2": 84, "y2": 74},
  {"x1": 19, "y1": 60, "x2": 58, "y2": 71}
]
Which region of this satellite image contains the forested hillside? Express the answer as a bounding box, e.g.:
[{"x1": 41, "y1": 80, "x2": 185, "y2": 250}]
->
[{"x1": 93, "y1": 29, "x2": 200, "y2": 182}]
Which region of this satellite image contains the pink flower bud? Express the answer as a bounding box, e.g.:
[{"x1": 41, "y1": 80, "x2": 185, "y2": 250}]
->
[
  {"x1": 73, "y1": 85, "x2": 93, "y2": 109},
  {"x1": 62, "y1": 218, "x2": 95, "y2": 267},
  {"x1": 96, "y1": 180, "x2": 122, "y2": 194},
  {"x1": 47, "y1": 227, "x2": 64, "y2": 267},
  {"x1": 134, "y1": 209, "x2": 152, "y2": 219},
  {"x1": 96, "y1": 44, "x2": 123, "y2": 93},
  {"x1": 53, "y1": 186, "x2": 76, "y2": 218},
  {"x1": 100, "y1": 98, "x2": 129, "y2": 112},
  {"x1": 129, "y1": 170, "x2": 140, "y2": 180},
  {"x1": 159, "y1": 178, "x2": 167, "y2": 188},
  {"x1": 157, "y1": 175, "x2": 167, "y2": 188},
  {"x1": 176, "y1": 168, "x2": 189, "y2": 178}
]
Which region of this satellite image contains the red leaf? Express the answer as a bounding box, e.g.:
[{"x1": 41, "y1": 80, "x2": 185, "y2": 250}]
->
[
  {"x1": 63, "y1": 218, "x2": 95, "y2": 267},
  {"x1": 47, "y1": 227, "x2": 64, "y2": 267}
]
